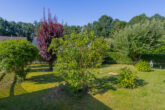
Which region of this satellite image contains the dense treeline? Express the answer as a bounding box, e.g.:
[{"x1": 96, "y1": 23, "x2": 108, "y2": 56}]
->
[
  {"x1": 63, "y1": 13, "x2": 165, "y2": 38},
  {"x1": 0, "y1": 17, "x2": 36, "y2": 41},
  {"x1": 0, "y1": 13, "x2": 165, "y2": 41},
  {"x1": 63, "y1": 15, "x2": 127, "y2": 38}
]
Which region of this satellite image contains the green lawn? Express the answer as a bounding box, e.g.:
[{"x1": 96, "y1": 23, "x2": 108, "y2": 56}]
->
[{"x1": 0, "y1": 64, "x2": 165, "y2": 110}]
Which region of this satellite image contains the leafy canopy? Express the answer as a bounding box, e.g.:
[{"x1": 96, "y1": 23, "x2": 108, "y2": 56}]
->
[
  {"x1": 113, "y1": 19, "x2": 164, "y2": 60},
  {"x1": 37, "y1": 11, "x2": 64, "y2": 70},
  {"x1": 0, "y1": 39, "x2": 38, "y2": 79},
  {"x1": 49, "y1": 32, "x2": 108, "y2": 92}
]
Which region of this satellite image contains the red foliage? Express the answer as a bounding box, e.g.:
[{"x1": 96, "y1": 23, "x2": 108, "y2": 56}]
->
[{"x1": 37, "y1": 10, "x2": 64, "y2": 67}]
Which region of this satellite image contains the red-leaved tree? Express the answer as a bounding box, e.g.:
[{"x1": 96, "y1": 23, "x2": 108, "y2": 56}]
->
[{"x1": 37, "y1": 10, "x2": 64, "y2": 70}]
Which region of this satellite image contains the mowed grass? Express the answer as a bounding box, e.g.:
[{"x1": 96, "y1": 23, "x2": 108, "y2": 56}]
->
[{"x1": 0, "y1": 64, "x2": 165, "y2": 110}]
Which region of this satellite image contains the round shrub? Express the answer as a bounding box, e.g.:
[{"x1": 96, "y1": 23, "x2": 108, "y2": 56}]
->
[
  {"x1": 136, "y1": 60, "x2": 151, "y2": 72},
  {"x1": 118, "y1": 67, "x2": 137, "y2": 88},
  {"x1": 0, "y1": 39, "x2": 39, "y2": 80}
]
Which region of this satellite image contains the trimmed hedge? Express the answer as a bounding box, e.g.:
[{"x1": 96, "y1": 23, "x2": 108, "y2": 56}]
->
[
  {"x1": 104, "y1": 52, "x2": 133, "y2": 64},
  {"x1": 141, "y1": 54, "x2": 165, "y2": 64}
]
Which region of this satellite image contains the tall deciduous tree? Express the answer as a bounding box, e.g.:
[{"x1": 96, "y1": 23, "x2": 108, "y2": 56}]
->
[
  {"x1": 114, "y1": 19, "x2": 164, "y2": 61},
  {"x1": 37, "y1": 10, "x2": 64, "y2": 70},
  {"x1": 110, "y1": 19, "x2": 127, "y2": 35},
  {"x1": 129, "y1": 14, "x2": 149, "y2": 25},
  {"x1": 93, "y1": 15, "x2": 113, "y2": 38}
]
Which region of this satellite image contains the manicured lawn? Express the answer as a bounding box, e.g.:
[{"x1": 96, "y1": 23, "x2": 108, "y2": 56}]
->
[{"x1": 0, "y1": 64, "x2": 165, "y2": 110}]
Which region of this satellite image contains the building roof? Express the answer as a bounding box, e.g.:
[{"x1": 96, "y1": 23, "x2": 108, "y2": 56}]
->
[{"x1": 0, "y1": 36, "x2": 27, "y2": 41}]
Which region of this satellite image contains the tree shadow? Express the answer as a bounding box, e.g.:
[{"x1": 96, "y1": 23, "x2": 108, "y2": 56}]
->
[
  {"x1": 26, "y1": 74, "x2": 63, "y2": 84},
  {"x1": 92, "y1": 75, "x2": 148, "y2": 94},
  {"x1": 92, "y1": 76, "x2": 118, "y2": 94},
  {"x1": 30, "y1": 64, "x2": 48, "y2": 69},
  {"x1": 101, "y1": 64, "x2": 115, "y2": 69},
  {"x1": 135, "y1": 79, "x2": 148, "y2": 87},
  {"x1": 30, "y1": 64, "x2": 53, "y2": 72},
  {"x1": 30, "y1": 68, "x2": 53, "y2": 72},
  {"x1": 0, "y1": 86, "x2": 112, "y2": 110}
]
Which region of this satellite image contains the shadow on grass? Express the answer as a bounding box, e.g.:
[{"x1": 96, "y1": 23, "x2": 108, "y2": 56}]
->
[
  {"x1": 136, "y1": 79, "x2": 148, "y2": 87},
  {"x1": 93, "y1": 75, "x2": 148, "y2": 94},
  {"x1": 30, "y1": 68, "x2": 53, "y2": 72},
  {"x1": 26, "y1": 74, "x2": 63, "y2": 84},
  {"x1": 92, "y1": 76, "x2": 118, "y2": 94},
  {"x1": 0, "y1": 86, "x2": 112, "y2": 110},
  {"x1": 30, "y1": 64, "x2": 53, "y2": 72},
  {"x1": 30, "y1": 64, "x2": 48, "y2": 68}
]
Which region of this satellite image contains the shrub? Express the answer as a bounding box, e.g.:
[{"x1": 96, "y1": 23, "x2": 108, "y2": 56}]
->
[
  {"x1": 0, "y1": 39, "x2": 39, "y2": 79},
  {"x1": 136, "y1": 60, "x2": 151, "y2": 72},
  {"x1": 118, "y1": 68, "x2": 137, "y2": 88},
  {"x1": 0, "y1": 39, "x2": 38, "y2": 96},
  {"x1": 50, "y1": 32, "x2": 108, "y2": 94}
]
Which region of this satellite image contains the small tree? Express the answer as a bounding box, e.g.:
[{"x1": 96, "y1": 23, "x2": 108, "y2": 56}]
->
[
  {"x1": 49, "y1": 32, "x2": 108, "y2": 94},
  {"x1": 37, "y1": 11, "x2": 64, "y2": 70},
  {"x1": 113, "y1": 19, "x2": 164, "y2": 61},
  {"x1": 0, "y1": 39, "x2": 38, "y2": 96}
]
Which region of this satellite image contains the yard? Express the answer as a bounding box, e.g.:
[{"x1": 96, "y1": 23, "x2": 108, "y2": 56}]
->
[{"x1": 0, "y1": 64, "x2": 165, "y2": 110}]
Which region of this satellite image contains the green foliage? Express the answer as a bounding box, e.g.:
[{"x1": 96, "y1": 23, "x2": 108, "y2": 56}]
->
[
  {"x1": 114, "y1": 19, "x2": 164, "y2": 61},
  {"x1": 118, "y1": 68, "x2": 137, "y2": 88},
  {"x1": 0, "y1": 39, "x2": 39, "y2": 79},
  {"x1": 153, "y1": 45, "x2": 165, "y2": 54},
  {"x1": 136, "y1": 61, "x2": 151, "y2": 72},
  {"x1": 110, "y1": 20, "x2": 127, "y2": 35},
  {"x1": 0, "y1": 17, "x2": 35, "y2": 41},
  {"x1": 50, "y1": 32, "x2": 108, "y2": 93},
  {"x1": 150, "y1": 14, "x2": 165, "y2": 21},
  {"x1": 93, "y1": 15, "x2": 113, "y2": 38},
  {"x1": 128, "y1": 14, "x2": 149, "y2": 25},
  {"x1": 63, "y1": 24, "x2": 82, "y2": 35}
]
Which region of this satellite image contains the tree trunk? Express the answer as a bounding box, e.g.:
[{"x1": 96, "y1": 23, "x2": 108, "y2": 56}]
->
[
  {"x1": 10, "y1": 73, "x2": 17, "y2": 97},
  {"x1": 132, "y1": 52, "x2": 137, "y2": 62},
  {"x1": 49, "y1": 61, "x2": 53, "y2": 71},
  {"x1": 0, "y1": 73, "x2": 6, "y2": 82}
]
